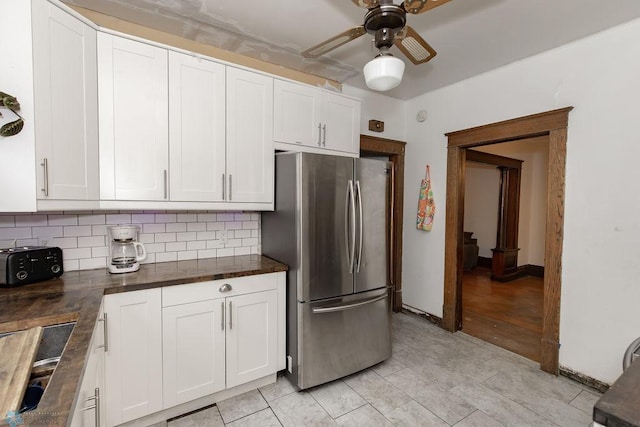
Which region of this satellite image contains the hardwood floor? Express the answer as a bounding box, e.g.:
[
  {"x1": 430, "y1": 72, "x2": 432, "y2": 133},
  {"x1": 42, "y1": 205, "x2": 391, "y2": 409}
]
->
[{"x1": 461, "y1": 267, "x2": 543, "y2": 362}]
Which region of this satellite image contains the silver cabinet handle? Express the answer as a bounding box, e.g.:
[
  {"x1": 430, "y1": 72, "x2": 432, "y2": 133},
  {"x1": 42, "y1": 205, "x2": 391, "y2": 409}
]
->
[
  {"x1": 355, "y1": 180, "x2": 363, "y2": 273},
  {"x1": 317, "y1": 123, "x2": 322, "y2": 146},
  {"x1": 312, "y1": 294, "x2": 388, "y2": 314},
  {"x1": 322, "y1": 124, "x2": 327, "y2": 147},
  {"x1": 97, "y1": 313, "x2": 108, "y2": 352},
  {"x1": 82, "y1": 387, "x2": 100, "y2": 426},
  {"x1": 221, "y1": 301, "x2": 225, "y2": 331},
  {"x1": 163, "y1": 170, "x2": 168, "y2": 199},
  {"x1": 222, "y1": 174, "x2": 226, "y2": 200},
  {"x1": 229, "y1": 174, "x2": 233, "y2": 201},
  {"x1": 41, "y1": 158, "x2": 49, "y2": 196},
  {"x1": 229, "y1": 301, "x2": 233, "y2": 329},
  {"x1": 219, "y1": 283, "x2": 232, "y2": 292}
]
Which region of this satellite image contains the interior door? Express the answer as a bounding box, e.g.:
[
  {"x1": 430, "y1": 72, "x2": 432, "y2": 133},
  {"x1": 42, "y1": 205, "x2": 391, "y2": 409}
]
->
[
  {"x1": 354, "y1": 158, "x2": 390, "y2": 293},
  {"x1": 300, "y1": 154, "x2": 354, "y2": 301}
]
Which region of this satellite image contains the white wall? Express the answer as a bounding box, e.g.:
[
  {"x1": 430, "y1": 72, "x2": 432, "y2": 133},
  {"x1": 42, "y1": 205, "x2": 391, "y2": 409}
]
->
[
  {"x1": 402, "y1": 17, "x2": 640, "y2": 384},
  {"x1": 342, "y1": 84, "x2": 406, "y2": 142},
  {"x1": 0, "y1": 0, "x2": 37, "y2": 211},
  {"x1": 464, "y1": 163, "x2": 499, "y2": 258}
]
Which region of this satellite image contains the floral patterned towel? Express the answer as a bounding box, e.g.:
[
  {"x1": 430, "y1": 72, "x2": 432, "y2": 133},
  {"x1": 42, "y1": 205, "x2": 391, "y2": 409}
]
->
[{"x1": 417, "y1": 165, "x2": 435, "y2": 231}]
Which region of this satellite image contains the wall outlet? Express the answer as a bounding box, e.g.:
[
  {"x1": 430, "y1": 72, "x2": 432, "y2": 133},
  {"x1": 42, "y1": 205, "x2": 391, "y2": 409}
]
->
[
  {"x1": 219, "y1": 230, "x2": 227, "y2": 244},
  {"x1": 38, "y1": 237, "x2": 50, "y2": 246},
  {"x1": 287, "y1": 355, "x2": 293, "y2": 373}
]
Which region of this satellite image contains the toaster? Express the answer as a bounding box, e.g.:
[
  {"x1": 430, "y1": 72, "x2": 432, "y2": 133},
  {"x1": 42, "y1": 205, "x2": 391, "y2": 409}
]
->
[{"x1": 0, "y1": 246, "x2": 63, "y2": 287}]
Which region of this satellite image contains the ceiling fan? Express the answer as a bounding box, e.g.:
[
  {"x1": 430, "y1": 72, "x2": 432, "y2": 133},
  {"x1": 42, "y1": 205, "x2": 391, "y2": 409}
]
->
[{"x1": 302, "y1": 0, "x2": 452, "y2": 91}]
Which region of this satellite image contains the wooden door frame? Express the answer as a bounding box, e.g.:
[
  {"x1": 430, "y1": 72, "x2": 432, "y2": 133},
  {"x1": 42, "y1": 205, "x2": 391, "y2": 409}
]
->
[
  {"x1": 360, "y1": 134, "x2": 406, "y2": 312},
  {"x1": 442, "y1": 107, "x2": 572, "y2": 374}
]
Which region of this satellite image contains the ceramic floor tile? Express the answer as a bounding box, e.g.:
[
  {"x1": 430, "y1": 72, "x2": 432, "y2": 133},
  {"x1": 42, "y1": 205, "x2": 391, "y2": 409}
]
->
[
  {"x1": 523, "y1": 396, "x2": 594, "y2": 427},
  {"x1": 334, "y1": 404, "x2": 393, "y2": 426},
  {"x1": 569, "y1": 389, "x2": 601, "y2": 414},
  {"x1": 371, "y1": 354, "x2": 407, "y2": 377},
  {"x1": 269, "y1": 391, "x2": 336, "y2": 426},
  {"x1": 384, "y1": 400, "x2": 448, "y2": 427},
  {"x1": 226, "y1": 408, "x2": 282, "y2": 427},
  {"x1": 167, "y1": 405, "x2": 224, "y2": 427},
  {"x1": 343, "y1": 370, "x2": 412, "y2": 416},
  {"x1": 309, "y1": 379, "x2": 367, "y2": 418},
  {"x1": 386, "y1": 368, "x2": 476, "y2": 425},
  {"x1": 450, "y1": 382, "x2": 555, "y2": 426},
  {"x1": 453, "y1": 410, "x2": 505, "y2": 427},
  {"x1": 259, "y1": 375, "x2": 297, "y2": 402},
  {"x1": 483, "y1": 365, "x2": 582, "y2": 403},
  {"x1": 216, "y1": 389, "x2": 268, "y2": 423}
]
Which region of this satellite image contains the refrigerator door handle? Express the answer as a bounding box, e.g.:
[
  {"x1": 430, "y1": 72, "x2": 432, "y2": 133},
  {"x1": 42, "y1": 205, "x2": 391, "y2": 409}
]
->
[
  {"x1": 311, "y1": 293, "x2": 387, "y2": 314},
  {"x1": 355, "y1": 180, "x2": 364, "y2": 273},
  {"x1": 345, "y1": 180, "x2": 356, "y2": 273}
]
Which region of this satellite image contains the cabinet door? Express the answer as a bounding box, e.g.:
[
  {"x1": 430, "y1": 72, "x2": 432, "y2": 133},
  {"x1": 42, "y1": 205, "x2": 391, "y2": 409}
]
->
[
  {"x1": 104, "y1": 289, "x2": 162, "y2": 426},
  {"x1": 163, "y1": 299, "x2": 226, "y2": 408},
  {"x1": 273, "y1": 79, "x2": 322, "y2": 148},
  {"x1": 70, "y1": 303, "x2": 105, "y2": 427},
  {"x1": 226, "y1": 290, "x2": 278, "y2": 388},
  {"x1": 226, "y1": 68, "x2": 274, "y2": 204},
  {"x1": 32, "y1": 0, "x2": 99, "y2": 200},
  {"x1": 98, "y1": 33, "x2": 168, "y2": 201},
  {"x1": 322, "y1": 92, "x2": 361, "y2": 155},
  {"x1": 168, "y1": 52, "x2": 226, "y2": 202}
]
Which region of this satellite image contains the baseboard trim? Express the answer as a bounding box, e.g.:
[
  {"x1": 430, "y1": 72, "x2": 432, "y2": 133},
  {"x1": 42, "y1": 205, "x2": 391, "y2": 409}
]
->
[
  {"x1": 559, "y1": 366, "x2": 610, "y2": 393},
  {"x1": 401, "y1": 304, "x2": 443, "y2": 327},
  {"x1": 518, "y1": 264, "x2": 545, "y2": 278}
]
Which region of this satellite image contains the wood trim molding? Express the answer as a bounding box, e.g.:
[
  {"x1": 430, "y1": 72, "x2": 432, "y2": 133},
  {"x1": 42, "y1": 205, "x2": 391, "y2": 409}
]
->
[
  {"x1": 360, "y1": 135, "x2": 406, "y2": 312},
  {"x1": 443, "y1": 107, "x2": 572, "y2": 375},
  {"x1": 466, "y1": 149, "x2": 523, "y2": 169},
  {"x1": 445, "y1": 107, "x2": 573, "y2": 148}
]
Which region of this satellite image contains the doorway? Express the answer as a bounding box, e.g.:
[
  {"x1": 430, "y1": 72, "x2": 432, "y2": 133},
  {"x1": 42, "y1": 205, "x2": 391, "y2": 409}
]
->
[
  {"x1": 360, "y1": 134, "x2": 406, "y2": 312},
  {"x1": 442, "y1": 107, "x2": 572, "y2": 374},
  {"x1": 462, "y1": 139, "x2": 548, "y2": 362}
]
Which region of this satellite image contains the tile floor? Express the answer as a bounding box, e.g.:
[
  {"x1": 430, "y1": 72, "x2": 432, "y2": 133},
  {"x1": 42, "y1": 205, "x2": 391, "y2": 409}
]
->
[{"x1": 165, "y1": 312, "x2": 601, "y2": 426}]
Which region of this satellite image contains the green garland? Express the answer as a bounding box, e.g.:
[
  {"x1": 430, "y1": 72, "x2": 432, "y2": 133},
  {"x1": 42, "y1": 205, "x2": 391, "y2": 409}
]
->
[{"x1": 0, "y1": 92, "x2": 23, "y2": 137}]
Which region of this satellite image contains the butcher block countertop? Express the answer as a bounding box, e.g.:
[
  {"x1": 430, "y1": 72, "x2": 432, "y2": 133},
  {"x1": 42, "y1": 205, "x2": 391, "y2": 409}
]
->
[{"x1": 0, "y1": 255, "x2": 287, "y2": 426}]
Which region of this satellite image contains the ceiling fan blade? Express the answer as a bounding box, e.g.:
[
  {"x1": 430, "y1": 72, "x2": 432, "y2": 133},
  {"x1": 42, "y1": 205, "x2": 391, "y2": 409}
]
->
[
  {"x1": 394, "y1": 26, "x2": 437, "y2": 64},
  {"x1": 302, "y1": 26, "x2": 367, "y2": 58},
  {"x1": 403, "y1": 0, "x2": 453, "y2": 14},
  {"x1": 351, "y1": 0, "x2": 380, "y2": 8}
]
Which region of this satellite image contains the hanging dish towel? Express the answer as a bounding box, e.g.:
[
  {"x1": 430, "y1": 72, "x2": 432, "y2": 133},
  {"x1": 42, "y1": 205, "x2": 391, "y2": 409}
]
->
[{"x1": 416, "y1": 165, "x2": 436, "y2": 231}]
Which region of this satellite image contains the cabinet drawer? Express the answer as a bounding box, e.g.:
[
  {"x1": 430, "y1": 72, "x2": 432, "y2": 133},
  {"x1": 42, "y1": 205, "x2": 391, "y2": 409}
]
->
[{"x1": 162, "y1": 273, "x2": 278, "y2": 307}]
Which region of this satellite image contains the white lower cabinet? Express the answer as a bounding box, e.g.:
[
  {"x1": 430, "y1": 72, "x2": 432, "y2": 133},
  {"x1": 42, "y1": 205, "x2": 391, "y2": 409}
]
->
[
  {"x1": 70, "y1": 302, "x2": 106, "y2": 427},
  {"x1": 162, "y1": 273, "x2": 282, "y2": 409},
  {"x1": 91, "y1": 272, "x2": 284, "y2": 426},
  {"x1": 162, "y1": 298, "x2": 226, "y2": 407},
  {"x1": 103, "y1": 289, "x2": 163, "y2": 426}
]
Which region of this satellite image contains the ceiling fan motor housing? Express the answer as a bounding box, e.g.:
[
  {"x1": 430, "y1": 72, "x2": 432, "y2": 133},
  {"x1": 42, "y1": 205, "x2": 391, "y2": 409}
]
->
[{"x1": 364, "y1": 4, "x2": 406, "y2": 48}]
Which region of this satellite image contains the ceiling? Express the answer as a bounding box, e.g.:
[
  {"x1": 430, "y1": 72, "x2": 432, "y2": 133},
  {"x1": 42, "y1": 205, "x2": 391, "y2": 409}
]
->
[{"x1": 63, "y1": 0, "x2": 640, "y2": 100}]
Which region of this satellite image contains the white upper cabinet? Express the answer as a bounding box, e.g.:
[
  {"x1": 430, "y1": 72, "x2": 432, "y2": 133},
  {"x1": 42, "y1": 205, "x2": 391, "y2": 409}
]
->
[
  {"x1": 168, "y1": 51, "x2": 226, "y2": 202},
  {"x1": 32, "y1": 0, "x2": 99, "y2": 203},
  {"x1": 322, "y1": 91, "x2": 361, "y2": 154},
  {"x1": 273, "y1": 79, "x2": 361, "y2": 157},
  {"x1": 273, "y1": 79, "x2": 322, "y2": 148},
  {"x1": 226, "y1": 68, "x2": 274, "y2": 204},
  {"x1": 97, "y1": 33, "x2": 169, "y2": 201}
]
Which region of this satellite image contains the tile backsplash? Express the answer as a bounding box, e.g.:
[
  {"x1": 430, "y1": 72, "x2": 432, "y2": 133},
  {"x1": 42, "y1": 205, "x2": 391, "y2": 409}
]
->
[{"x1": 0, "y1": 211, "x2": 261, "y2": 272}]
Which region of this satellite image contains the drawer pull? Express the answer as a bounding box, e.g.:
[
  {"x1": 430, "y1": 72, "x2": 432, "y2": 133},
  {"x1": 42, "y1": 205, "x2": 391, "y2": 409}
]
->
[{"x1": 219, "y1": 283, "x2": 232, "y2": 293}]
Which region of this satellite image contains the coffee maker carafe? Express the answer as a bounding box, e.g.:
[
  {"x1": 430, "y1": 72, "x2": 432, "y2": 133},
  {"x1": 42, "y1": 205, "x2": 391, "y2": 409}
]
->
[{"x1": 107, "y1": 225, "x2": 147, "y2": 274}]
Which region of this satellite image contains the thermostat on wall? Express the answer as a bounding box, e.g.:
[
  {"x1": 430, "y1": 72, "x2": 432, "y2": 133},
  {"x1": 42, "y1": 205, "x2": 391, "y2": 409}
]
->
[{"x1": 416, "y1": 110, "x2": 427, "y2": 122}]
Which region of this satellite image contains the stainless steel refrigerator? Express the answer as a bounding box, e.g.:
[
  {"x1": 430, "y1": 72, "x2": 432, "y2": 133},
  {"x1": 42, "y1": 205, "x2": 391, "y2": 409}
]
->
[{"x1": 262, "y1": 152, "x2": 392, "y2": 390}]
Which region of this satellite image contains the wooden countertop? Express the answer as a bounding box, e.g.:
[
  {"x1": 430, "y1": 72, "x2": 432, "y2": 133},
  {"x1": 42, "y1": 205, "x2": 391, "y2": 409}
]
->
[
  {"x1": 0, "y1": 255, "x2": 287, "y2": 426},
  {"x1": 594, "y1": 360, "x2": 640, "y2": 426}
]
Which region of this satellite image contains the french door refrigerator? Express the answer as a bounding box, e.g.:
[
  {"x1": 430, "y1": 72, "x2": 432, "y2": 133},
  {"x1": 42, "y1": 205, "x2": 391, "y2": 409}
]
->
[{"x1": 263, "y1": 152, "x2": 391, "y2": 390}]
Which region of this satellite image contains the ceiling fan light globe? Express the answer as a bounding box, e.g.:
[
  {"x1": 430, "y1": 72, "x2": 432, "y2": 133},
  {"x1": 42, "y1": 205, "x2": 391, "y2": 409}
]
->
[{"x1": 363, "y1": 55, "x2": 405, "y2": 91}]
